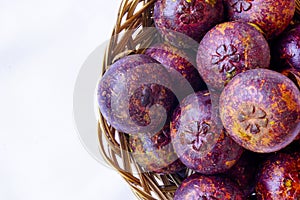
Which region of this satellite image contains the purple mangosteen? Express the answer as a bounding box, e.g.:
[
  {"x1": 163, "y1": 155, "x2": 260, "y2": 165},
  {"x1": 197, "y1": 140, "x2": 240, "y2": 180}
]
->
[
  {"x1": 174, "y1": 173, "x2": 245, "y2": 199},
  {"x1": 170, "y1": 90, "x2": 244, "y2": 174},
  {"x1": 154, "y1": 0, "x2": 224, "y2": 48},
  {"x1": 97, "y1": 54, "x2": 176, "y2": 134}
]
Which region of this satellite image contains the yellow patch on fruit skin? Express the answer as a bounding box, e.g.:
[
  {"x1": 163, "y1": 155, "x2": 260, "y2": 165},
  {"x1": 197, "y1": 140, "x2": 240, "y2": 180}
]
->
[
  {"x1": 232, "y1": 120, "x2": 251, "y2": 142},
  {"x1": 225, "y1": 160, "x2": 236, "y2": 168},
  {"x1": 186, "y1": 0, "x2": 192, "y2": 3},
  {"x1": 279, "y1": 83, "x2": 299, "y2": 111},
  {"x1": 269, "y1": 121, "x2": 275, "y2": 125},
  {"x1": 205, "y1": 0, "x2": 217, "y2": 7},
  {"x1": 216, "y1": 23, "x2": 234, "y2": 35},
  {"x1": 260, "y1": 136, "x2": 274, "y2": 150},
  {"x1": 284, "y1": 179, "x2": 292, "y2": 187}
]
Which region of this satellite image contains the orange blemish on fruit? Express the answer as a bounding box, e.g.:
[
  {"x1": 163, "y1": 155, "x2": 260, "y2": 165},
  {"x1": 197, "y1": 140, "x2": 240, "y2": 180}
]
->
[
  {"x1": 284, "y1": 178, "x2": 292, "y2": 187},
  {"x1": 225, "y1": 160, "x2": 236, "y2": 167},
  {"x1": 205, "y1": 0, "x2": 217, "y2": 7},
  {"x1": 279, "y1": 85, "x2": 298, "y2": 111}
]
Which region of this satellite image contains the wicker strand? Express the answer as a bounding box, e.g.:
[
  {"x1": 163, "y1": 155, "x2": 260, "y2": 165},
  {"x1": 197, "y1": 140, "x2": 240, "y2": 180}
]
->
[{"x1": 296, "y1": 0, "x2": 300, "y2": 16}]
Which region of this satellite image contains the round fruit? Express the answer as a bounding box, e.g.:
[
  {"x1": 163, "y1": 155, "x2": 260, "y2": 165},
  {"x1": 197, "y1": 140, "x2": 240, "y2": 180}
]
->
[
  {"x1": 224, "y1": 151, "x2": 263, "y2": 197},
  {"x1": 97, "y1": 54, "x2": 176, "y2": 134},
  {"x1": 219, "y1": 68, "x2": 300, "y2": 153},
  {"x1": 170, "y1": 91, "x2": 243, "y2": 174},
  {"x1": 196, "y1": 21, "x2": 270, "y2": 92},
  {"x1": 224, "y1": 0, "x2": 295, "y2": 39},
  {"x1": 145, "y1": 42, "x2": 207, "y2": 98},
  {"x1": 272, "y1": 24, "x2": 300, "y2": 70},
  {"x1": 174, "y1": 173, "x2": 245, "y2": 200},
  {"x1": 281, "y1": 67, "x2": 300, "y2": 90},
  {"x1": 154, "y1": 0, "x2": 224, "y2": 48},
  {"x1": 129, "y1": 125, "x2": 185, "y2": 174},
  {"x1": 256, "y1": 152, "x2": 300, "y2": 199}
]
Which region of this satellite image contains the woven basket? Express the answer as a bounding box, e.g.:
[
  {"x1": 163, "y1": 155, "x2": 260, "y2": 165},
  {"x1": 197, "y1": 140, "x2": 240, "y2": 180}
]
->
[
  {"x1": 297, "y1": 0, "x2": 300, "y2": 16},
  {"x1": 98, "y1": 1, "x2": 300, "y2": 199},
  {"x1": 98, "y1": 1, "x2": 182, "y2": 199}
]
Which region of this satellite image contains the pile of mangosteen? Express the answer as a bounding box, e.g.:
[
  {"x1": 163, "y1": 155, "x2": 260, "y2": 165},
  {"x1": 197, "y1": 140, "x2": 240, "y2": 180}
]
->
[{"x1": 98, "y1": 0, "x2": 300, "y2": 199}]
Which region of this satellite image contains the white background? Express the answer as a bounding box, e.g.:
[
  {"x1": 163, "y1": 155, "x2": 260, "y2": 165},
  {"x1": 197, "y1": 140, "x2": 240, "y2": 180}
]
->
[{"x1": 0, "y1": 0, "x2": 137, "y2": 199}]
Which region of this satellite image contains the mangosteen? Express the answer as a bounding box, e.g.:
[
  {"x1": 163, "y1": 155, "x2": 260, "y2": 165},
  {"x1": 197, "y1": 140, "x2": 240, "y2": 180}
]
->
[
  {"x1": 281, "y1": 67, "x2": 300, "y2": 90},
  {"x1": 196, "y1": 21, "x2": 270, "y2": 131},
  {"x1": 129, "y1": 125, "x2": 185, "y2": 174},
  {"x1": 154, "y1": 0, "x2": 224, "y2": 49},
  {"x1": 170, "y1": 90, "x2": 244, "y2": 174},
  {"x1": 256, "y1": 152, "x2": 300, "y2": 199},
  {"x1": 97, "y1": 54, "x2": 176, "y2": 134},
  {"x1": 224, "y1": 150, "x2": 263, "y2": 198},
  {"x1": 145, "y1": 42, "x2": 207, "y2": 98},
  {"x1": 219, "y1": 68, "x2": 300, "y2": 153},
  {"x1": 272, "y1": 24, "x2": 300, "y2": 70},
  {"x1": 174, "y1": 173, "x2": 245, "y2": 200},
  {"x1": 196, "y1": 21, "x2": 270, "y2": 93},
  {"x1": 224, "y1": 0, "x2": 295, "y2": 39}
]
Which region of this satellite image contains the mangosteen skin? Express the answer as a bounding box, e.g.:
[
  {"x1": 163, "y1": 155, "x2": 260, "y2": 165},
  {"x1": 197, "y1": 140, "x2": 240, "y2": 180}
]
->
[
  {"x1": 224, "y1": 0, "x2": 295, "y2": 39},
  {"x1": 174, "y1": 173, "x2": 245, "y2": 200},
  {"x1": 170, "y1": 91, "x2": 244, "y2": 174},
  {"x1": 219, "y1": 68, "x2": 300, "y2": 153},
  {"x1": 224, "y1": 151, "x2": 263, "y2": 198},
  {"x1": 196, "y1": 21, "x2": 270, "y2": 92},
  {"x1": 129, "y1": 125, "x2": 185, "y2": 174},
  {"x1": 97, "y1": 54, "x2": 176, "y2": 134},
  {"x1": 272, "y1": 24, "x2": 300, "y2": 70},
  {"x1": 256, "y1": 152, "x2": 300, "y2": 199},
  {"x1": 281, "y1": 67, "x2": 300, "y2": 90},
  {"x1": 154, "y1": 0, "x2": 224, "y2": 48},
  {"x1": 145, "y1": 42, "x2": 207, "y2": 97}
]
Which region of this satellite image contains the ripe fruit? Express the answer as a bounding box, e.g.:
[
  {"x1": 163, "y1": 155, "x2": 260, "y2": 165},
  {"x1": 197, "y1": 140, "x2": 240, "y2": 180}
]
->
[
  {"x1": 224, "y1": 151, "x2": 264, "y2": 197},
  {"x1": 174, "y1": 173, "x2": 244, "y2": 200},
  {"x1": 224, "y1": 0, "x2": 295, "y2": 39},
  {"x1": 196, "y1": 21, "x2": 270, "y2": 140},
  {"x1": 196, "y1": 21, "x2": 270, "y2": 92},
  {"x1": 97, "y1": 54, "x2": 176, "y2": 134},
  {"x1": 170, "y1": 91, "x2": 243, "y2": 174},
  {"x1": 145, "y1": 42, "x2": 207, "y2": 98},
  {"x1": 272, "y1": 24, "x2": 300, "y2": 70},
  {"x1": 281, "y1": 67, "x2": 300, "y2": 90},
  {"x1": 129, "y1": 125, "x2": 185, "y2": 174},
  {"x1": 256, "y1": 152, "x2": 300, "y2": 199},
  {"x1": 154, "y1": 0, "x2": 224, "y2": 48},
  {"x1": 219, "y1": 68, "x2": 300, "y2": 153}
]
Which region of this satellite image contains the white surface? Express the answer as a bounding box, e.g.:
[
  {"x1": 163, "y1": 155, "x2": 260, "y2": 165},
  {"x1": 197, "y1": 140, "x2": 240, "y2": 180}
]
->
[{"x1": 0, "y1": 0, "x2": 136, "y2": 199}]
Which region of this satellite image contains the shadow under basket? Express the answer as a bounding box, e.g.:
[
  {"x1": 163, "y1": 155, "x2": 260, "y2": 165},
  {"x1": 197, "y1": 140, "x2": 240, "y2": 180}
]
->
[{"x1": 97, "y1": 0, "x2": 300, "y2": 199}]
